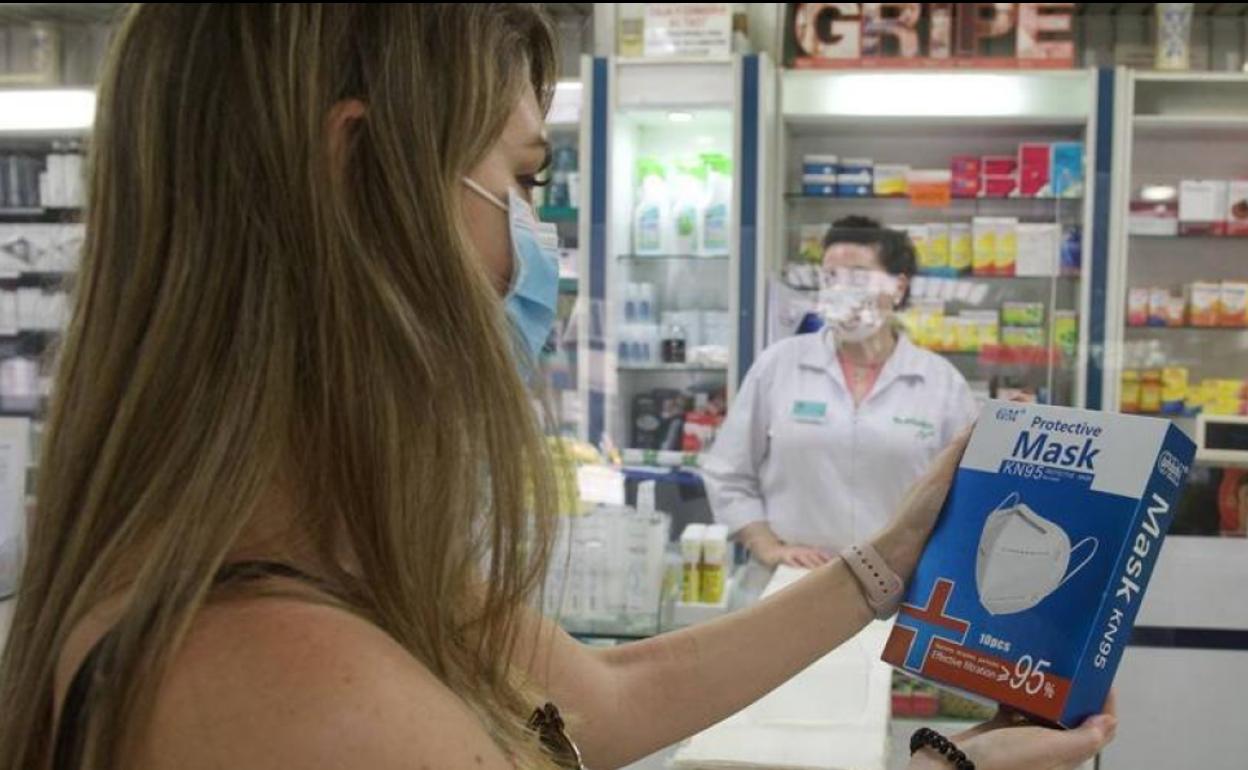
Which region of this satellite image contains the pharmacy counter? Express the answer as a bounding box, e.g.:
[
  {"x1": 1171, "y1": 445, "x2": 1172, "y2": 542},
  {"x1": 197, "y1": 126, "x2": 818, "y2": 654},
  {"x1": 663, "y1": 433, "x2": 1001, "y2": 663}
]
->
[
  {"x1": 626, "y1": 566, "x2": 1092, "y2": 770},
  {"x1": 1099, "y1": 536, "x2": 1248, "y2": 770},
  {"x1": 654, "y1": 566, "x2": 895, "y2": 770}
]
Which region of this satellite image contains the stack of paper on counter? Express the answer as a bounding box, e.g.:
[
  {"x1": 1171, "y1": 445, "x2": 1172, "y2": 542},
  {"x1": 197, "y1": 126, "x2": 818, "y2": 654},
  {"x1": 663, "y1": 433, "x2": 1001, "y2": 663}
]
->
[{"x1": 672, "y1": 566, "x2": 892, "y2": 770}]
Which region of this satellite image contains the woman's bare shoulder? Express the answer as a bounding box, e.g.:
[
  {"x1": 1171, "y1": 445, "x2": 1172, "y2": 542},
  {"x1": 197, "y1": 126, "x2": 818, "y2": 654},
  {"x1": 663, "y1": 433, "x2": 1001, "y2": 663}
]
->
[{"x1": 136, "y1": 596, "x2": 514, "y2": 770}]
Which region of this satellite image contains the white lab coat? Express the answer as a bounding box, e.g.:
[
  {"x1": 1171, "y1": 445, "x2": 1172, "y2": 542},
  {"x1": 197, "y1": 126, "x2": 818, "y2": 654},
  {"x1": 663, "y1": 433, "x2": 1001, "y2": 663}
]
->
[{"x1": 703, "y1": 331, "x2": 978, "y2": 552}]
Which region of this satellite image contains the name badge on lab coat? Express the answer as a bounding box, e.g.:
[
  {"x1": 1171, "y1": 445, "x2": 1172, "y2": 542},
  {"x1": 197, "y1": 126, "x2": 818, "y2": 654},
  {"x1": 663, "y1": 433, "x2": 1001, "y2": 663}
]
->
[{"x1": 791, "y1": 400, "x2": 828, "y2": 424}]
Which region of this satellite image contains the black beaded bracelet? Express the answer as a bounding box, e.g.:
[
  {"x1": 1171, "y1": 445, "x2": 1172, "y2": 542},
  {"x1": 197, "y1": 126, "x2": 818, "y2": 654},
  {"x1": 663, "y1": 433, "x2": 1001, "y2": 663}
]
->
[{"x1": 910, "y1": 727, "x2": 976, "y2": 770}]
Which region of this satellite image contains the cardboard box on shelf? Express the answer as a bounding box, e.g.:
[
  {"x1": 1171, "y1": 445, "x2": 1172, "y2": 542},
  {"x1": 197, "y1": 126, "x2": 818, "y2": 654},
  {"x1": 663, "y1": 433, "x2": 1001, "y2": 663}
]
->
[
  {"x1": 1128, "y1": 201, "x2": 1179, "y2": 237},
  {"x1": 994, "y1": 218, "x2": 1019, "y2": 277},
  {"x1": 1164, "y1": 295, "x2": 1187, "y2": 328},
  {"x1": 798, "y1": 224, "x2": 826, "y2": 264},
  {"x1": 1226, "y1": 180, "x2": 1248, "y2": 236},
  {"x1": 906, "y1": 225, "x2": 936, "y2": 273},
  {"x1": 874, "y1": 164, "x2": 910, "y2": 197},
  {"x1": 1001, "y1": 326, "x2": 1046, "y2": 348},
  {"x1": 802, "y1": 154, "x2": 839, "y2": 177},
  {"x1": 1127, "y1": 288, "x2": 1150, "y2": 327},
  {"x1": 1019, "y1": 144, "x2": 1052, "y2": 197},
  {"x1": 837, "y1": 171, "x2": 873, "y2": 198},
  {"x1": 1050, "y1": 142, "x2": 1084, "y2": 198},
  {"x1": 972, "y1": 218, "x2": 997, "y2": 276},
  {"x1": 1220, "y1": 281, "x2": 1248, "y2": 327},
  {"x1": 952, "y1": 156, "x2": 982, "y2": 199},
  {"x1": 1054, "y1": 311, "x2": 1078, "y2": 357},
  {"x1": 1148, "y1": 288, "x2": 1170, "y2": 327},
  {"x1": 1016, "y1": 223, "x2": 1059, "y2": 277},
  {"x1": 982, "y1": 156, "x2": 1017, "y2": 177},
  {"x1": 1189, "y1": 282, "x2": 1221, "y2": 327},
  {"x1": 1179, "y1": 180, "x2": 1229, "y2": 236},
  {"x1": 1002, "y1": 302, "x2": 1045, "y2": 328},
  {"x1": 950, "y1": 224, "x2": 973, "y2": 274},
  {"x1": 983, "y1": 175, "x2": 1018, "y2": 199},
  {"x1": 928, "y1": 224, "x2": 951, "y2": 274},
  {"x1": 883, "y1": 402, "x2": 1196, "y2": 727},
  {"x1": 802, "y1": 173, "x2": 838, "y2": 197}
]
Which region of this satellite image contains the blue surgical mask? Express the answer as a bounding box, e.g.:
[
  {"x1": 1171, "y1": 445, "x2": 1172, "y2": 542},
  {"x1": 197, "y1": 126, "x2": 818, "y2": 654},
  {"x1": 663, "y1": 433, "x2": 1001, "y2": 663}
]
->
[{"x1": 463, "y1": 178, "x2": 561, "y2": 360}]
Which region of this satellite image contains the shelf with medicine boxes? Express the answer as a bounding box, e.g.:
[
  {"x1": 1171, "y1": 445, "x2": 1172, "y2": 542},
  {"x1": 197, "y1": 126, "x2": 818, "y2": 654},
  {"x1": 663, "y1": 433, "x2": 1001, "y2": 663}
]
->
[
  {"x1": 775, "y1": 69, "x2": 1098, "y2": 409},
  {"x1": 0, "y1": 208, "x2": 83, "y2": 224},
  {"x1": 618, "y1": 363, "x2": 727, "y2": 373},
  {"x1": 0, "y1": 143, "x2": 88, "y2": 211},
  {"x1": 617, "y1": 253, "x2": 730, "y2": 263}
]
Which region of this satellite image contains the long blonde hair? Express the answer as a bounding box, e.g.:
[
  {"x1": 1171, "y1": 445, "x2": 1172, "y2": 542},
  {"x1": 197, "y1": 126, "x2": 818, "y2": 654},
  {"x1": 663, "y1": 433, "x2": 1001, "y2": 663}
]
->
[{"x1": 0, "y1": 4, "x2": 561, "y2": 767}]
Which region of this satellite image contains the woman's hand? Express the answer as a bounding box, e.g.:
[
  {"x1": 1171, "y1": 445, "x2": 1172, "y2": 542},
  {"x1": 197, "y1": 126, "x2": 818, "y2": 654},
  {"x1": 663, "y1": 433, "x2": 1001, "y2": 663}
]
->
[
  {"x1": 910, "y1": 696, "x2": 1117, "y2": 770},
  {"x1": 872, "y1": 427, "x2": 971, "y2": 582},
  {"x1": 764, "y1": 544, "x2": 833, "y2": 569}
]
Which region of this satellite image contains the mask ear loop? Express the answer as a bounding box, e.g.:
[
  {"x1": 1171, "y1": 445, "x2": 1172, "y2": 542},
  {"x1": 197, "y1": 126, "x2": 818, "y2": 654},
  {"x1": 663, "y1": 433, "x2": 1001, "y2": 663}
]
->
[
  {"x1": 994, "y1": 491, "x2": 1021, "y2": 513},
  {"x1": 1059, "y1": 537, "x2": 1099, "y2": 587},
  {"x1": 462, "y1": 177, "x2": 509, "y2": 212}
]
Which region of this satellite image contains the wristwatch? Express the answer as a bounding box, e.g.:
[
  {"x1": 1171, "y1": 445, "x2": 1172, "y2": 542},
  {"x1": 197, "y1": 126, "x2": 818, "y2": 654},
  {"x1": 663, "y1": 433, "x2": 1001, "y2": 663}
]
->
[{"x1": 840, "y1": 542, "x2": 905, "y2": 619}]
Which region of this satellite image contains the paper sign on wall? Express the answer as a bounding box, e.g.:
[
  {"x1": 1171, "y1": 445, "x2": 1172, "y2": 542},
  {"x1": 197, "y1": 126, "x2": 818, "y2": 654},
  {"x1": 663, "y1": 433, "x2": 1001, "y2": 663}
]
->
[{"x1": 643, "y1": 3, "x2": 732, "y2": 59}]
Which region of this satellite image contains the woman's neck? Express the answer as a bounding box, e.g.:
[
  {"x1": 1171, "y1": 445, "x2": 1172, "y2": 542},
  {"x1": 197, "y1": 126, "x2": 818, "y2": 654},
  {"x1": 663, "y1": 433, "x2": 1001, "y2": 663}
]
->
[{"x1": 835, "y1": 326, "x2": 897, "y2": 367}]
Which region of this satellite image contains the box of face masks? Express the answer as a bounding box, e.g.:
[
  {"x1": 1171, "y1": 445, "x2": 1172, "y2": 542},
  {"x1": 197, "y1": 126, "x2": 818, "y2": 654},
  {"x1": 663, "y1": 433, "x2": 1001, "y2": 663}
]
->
[{"x1": 882, "y1": 401, "x2": 1196, "y2": 727}]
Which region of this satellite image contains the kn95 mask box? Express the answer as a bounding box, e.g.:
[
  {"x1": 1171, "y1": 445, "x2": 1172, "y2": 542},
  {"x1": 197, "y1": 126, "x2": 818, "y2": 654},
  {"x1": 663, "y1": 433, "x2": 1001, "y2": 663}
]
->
[{"x1": 883, "y1": 401, "x2": 1196, "y2": 728}]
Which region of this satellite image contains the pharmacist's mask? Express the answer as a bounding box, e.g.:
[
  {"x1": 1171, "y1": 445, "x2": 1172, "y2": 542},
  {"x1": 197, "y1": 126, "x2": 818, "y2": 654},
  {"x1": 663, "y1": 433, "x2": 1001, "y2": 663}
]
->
[
  {"x1": 975, "y1": 492, "x2": 1098, "y2": 616},
  {"x1": 816, "y1": 268, "x2": 900, "y2": 343}
]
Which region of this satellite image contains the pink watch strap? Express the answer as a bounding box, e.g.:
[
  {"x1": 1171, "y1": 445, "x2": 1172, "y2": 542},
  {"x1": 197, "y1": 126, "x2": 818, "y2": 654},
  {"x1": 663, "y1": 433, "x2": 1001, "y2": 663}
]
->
[{"x1": 841, "y1": 542, "x2": 905, "y2": 619}]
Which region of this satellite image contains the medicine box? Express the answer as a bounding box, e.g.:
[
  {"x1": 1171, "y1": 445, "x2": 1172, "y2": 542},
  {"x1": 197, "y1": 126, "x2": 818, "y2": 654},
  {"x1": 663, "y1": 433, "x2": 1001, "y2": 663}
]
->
[
  {"x1": 982, "y1": 156, "x2": 1017, "y2": 177},
  {"x1": 1178, "y1": 180, "x2": 1228, "y2": 236},
  {"x1": 1050, "y1": 143, "x2": 1084, "y2": 198},
  {"x1": 1220, "y1": 281, "x2": 1248, "y2": 327},
  {"x1": 982, "y1": 176, "x2": 1017, "y2": 199},
  {"x1": 802, "y1": 173, "x2": 838, "y2": 197},
  {"x1": 1018, "y1": 144, "x2": 1052, "y2": 197},
  {"x1": 1015, "y1": 223, "x2": 1059, "y2": 277},
  {"x1": 837, "y1": 171, "x2": 873, "y2": 198},
  {"x1": 1128, "y1": 201, "x2": 1178, "y2": 237},
  {"x1": 874, "y1": 164, "x2": 910, "y2": 197},
  {"x1": 1189, "y1": 282, "x2": 1220, "y2": 328},
  {"x1": 1127, "y1": 288, "x2": 1149, "y2": 327},
  {"x1": 952, "y1": 156, "x2": 982, "y2": 199},
  {"x1": 994, "y1": 218, "x2": 1018, "y2": 277},
  {"x1": 883, "y1": 401, "x2": 1197, "y2": 727},
  {"x1": 802, "y1": 154, "x2": 839, "y2": 177},
  {"x1": 1226, "y1": 181, "x2": 1248, "y2": 236}
]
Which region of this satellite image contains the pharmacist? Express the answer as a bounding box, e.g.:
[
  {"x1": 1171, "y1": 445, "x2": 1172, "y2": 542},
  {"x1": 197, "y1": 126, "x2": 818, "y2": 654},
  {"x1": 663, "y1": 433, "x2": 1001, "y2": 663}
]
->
[{"x1": 703, "y1": 216, "x2": 978, "y2": 569}]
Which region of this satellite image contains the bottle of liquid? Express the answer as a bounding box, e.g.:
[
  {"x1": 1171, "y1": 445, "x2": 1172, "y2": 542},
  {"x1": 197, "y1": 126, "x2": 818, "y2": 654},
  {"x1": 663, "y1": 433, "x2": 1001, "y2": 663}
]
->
[
  {"x1": 669, "y1": 159, "x2": 706, "y2": 256},
  {"x1": 662, "y1": 323, "x2": 687, "y2": 364},
  {"x1": 701, "y1": 153, "x2": 732, "y2": 256},
  {"x1": 633, "y1": 158, "x2": 670, "y2": 256},
  {"x1": 699, "y1": 524, "x2": 729, "y2": 604},
  {"x1": 637, "y1": 283, "x2": 655, "y2": 325},
  {"x1": 624, "y1": 283, "x2": 638, "y2": 323},
  {"x1": 680, "y1": 524, "x2": 706, "y2": 604}
]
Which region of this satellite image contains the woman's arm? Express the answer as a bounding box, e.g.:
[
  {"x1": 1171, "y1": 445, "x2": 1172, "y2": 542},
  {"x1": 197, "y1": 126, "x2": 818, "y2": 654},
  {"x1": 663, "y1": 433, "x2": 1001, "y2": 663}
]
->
[{"x1": 518, "y1": 434, "x2": 964, "y2": 769}]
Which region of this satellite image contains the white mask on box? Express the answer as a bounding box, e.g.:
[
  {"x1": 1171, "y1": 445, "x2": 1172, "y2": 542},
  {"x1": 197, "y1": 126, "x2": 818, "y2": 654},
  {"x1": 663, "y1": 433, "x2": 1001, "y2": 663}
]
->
[{"x1": 975, "y1": 492, "x2": 1098, "y2": 616}]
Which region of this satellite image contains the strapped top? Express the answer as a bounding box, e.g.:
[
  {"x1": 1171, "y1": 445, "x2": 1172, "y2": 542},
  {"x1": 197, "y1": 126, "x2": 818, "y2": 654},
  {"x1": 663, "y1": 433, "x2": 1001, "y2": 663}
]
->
[{"x1": 51, "y1": 561, "x2": 585, "y2": 770}]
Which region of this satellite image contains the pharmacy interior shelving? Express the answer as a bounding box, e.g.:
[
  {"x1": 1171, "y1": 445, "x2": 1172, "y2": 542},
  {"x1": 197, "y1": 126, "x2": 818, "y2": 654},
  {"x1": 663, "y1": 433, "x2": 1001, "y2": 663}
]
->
[
  {"x1": 592, "y1": 57, "x2": 763, "y2": 457},
  {"x1": 0, "y1": 89, "x2": 92, "y2": 521},
  {"x1": 1106, "y1": 69, "x2": 1248, "y2": 528},
  {"x1": 1106, "y1": 74, "x2": 1248, "y2": 429},
  {"x1": 773, "y1": 69, "x2": 1103, "y2": 408},
  {"x1": 1096, "y1": 70, "x2": 1248, "y2": 770},
  {"x1": 541, "y1": 78, "x2": 588, "y2": 439}
]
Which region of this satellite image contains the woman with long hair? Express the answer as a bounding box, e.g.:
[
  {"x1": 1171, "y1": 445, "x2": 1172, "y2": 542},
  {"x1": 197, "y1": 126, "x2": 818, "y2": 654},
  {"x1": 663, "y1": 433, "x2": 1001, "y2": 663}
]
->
[{"x1": 0, "y1": 6, "x2": 1114, "y2": 769}]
